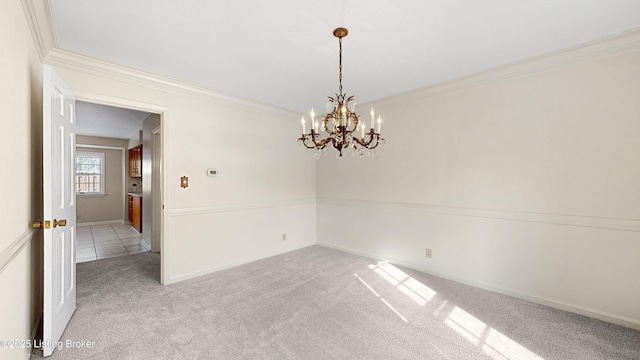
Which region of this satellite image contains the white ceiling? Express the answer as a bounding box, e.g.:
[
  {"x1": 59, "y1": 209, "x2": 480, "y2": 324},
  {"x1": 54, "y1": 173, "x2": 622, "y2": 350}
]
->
[
  {"x1": 51, "y1": 0, "x2": 640, "y2": 114},
  {"x1": 76, "y1": 101, "x2": 149, "y2": 140}
]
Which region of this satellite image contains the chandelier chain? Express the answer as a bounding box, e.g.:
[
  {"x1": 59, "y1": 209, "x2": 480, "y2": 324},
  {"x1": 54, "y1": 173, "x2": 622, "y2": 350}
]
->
[{"x1": 339, "y1": 37, "x2": 343, "y2": 96}]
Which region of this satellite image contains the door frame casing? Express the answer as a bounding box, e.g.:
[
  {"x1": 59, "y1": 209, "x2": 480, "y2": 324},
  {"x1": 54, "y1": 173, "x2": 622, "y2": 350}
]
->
[
  {"x1": 71, "y1": 91, "x2": 167, "y2": 284},
  {"x1": 151, "y1": 125, "x2": 162, "y2": 253}
]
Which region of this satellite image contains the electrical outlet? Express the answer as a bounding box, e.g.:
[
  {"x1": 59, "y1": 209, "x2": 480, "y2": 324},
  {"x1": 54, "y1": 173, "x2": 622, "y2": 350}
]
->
[
  {"x1": 425, "y1": 248, "x2": 432, "y2": 258},
  {"x1": 282, "y1": 233, "x2": 287, "y2": 241}
]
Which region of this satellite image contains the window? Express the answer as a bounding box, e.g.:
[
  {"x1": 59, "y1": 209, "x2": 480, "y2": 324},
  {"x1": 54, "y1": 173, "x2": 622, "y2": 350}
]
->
[{"x1": 76, "y1": 151, "x2": 105, "y2": 195}]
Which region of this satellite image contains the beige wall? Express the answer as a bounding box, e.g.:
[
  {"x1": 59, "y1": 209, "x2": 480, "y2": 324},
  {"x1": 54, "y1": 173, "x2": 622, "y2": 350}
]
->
[
  {"x1": 76, "y1": 135, "x2": 128, "y2": 224},
  {"x1": 0, "y1": 0, "x2": 44, "y2": 359},
  {"x1": 317, "y1": 36, "x2": 640, "y2": 329}
]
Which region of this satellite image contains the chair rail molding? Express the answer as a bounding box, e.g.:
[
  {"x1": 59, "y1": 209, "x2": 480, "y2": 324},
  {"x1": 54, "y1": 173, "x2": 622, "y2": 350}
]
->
[
  {"x1": 0, "y1": 228, "x2": 37, "y2": 275},
  {"x1": 168, "y1": 198, "x2": 317, "y2": 217},
  {"x1": 317, "y1": 198, "x2": 640, "y2": 232}
]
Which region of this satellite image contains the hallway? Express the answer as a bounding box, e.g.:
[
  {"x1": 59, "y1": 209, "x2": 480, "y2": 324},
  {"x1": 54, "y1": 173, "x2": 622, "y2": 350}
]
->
[{"x1": 76, "y1": 224, "x2": 148, "y2": 263}]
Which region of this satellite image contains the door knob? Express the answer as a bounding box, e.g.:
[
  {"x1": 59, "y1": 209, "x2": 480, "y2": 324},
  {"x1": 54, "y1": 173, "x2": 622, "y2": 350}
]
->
[
  {"x1": 32, "y1": 221, "x2": 43, "y2": 229},
  {"x1": 53, "y1": 219, "x2": 67, "y2": 228}
]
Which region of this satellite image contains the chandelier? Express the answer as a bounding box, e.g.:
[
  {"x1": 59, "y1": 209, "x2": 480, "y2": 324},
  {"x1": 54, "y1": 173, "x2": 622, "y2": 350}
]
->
[{"x1": 298, "y1": 27, "x2": 385, "y2": 158}]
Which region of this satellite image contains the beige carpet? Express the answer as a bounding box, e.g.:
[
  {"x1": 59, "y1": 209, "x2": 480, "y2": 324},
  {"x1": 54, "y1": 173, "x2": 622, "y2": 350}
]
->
[{"x1": 32, "y1": 245, "x2": 640, "y2": 359}]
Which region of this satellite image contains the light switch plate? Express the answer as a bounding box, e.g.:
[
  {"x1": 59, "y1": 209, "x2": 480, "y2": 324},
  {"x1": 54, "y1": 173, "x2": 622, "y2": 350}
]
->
[{"x1": 207, "y1": 169, "x2": 219, "y2": 177}]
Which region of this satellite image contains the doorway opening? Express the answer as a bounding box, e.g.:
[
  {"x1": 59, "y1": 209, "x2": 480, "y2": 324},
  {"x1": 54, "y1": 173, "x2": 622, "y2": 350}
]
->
[{"x1": 74, "y1": 100, "x2": 164, "y2": 279}]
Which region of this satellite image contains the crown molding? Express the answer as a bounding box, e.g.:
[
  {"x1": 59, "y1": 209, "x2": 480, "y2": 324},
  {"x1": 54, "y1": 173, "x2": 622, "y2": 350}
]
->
[
  {"x1": 21, "y1": 0, "x2": 295, "y2": 117},
  {"x1": 44, "y1": 48, "x2": 298, "y2": 117},
  {"x1": 23, "y1": 0, "x2": 640, "y2": 116},
  {"x1": 371, "y1": 26, "x2": 640, "y2": 109},
  {"x1": 20, "y1": 0, "x2": 57, "y2": 61}
]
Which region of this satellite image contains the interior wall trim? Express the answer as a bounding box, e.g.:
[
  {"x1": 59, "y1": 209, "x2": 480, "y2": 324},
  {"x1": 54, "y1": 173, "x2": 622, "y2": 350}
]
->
[
  {"x1": 370, "y1": 27, "x2": 640, "y2": 108},
  {"x1": 31, "y1": 311, "x2": 42, "y2": 353},
  {"x1": 140, "y1": 239, "x2": 151, "y2": 252},
  {"x1": 44, "y1": 26, "x2": 640, "y2": 119},
  {"x1": 44, "y1": 48, "x2": 297, "y2": 118},
  {"x1": 317, "y1": 198, "x2": 640, "y2": 232},
  {"x1": 316, "y1": 242, "x2": 640, "y2": 330},
  {"x1": 168, "y1": 198, "x2": 316, "y2": 217},
  {"x1": 166, "y1": 243, "x2": 313, "y2": 285},
  {"x1": 0, "y1": 228, "x2": 37, "y2": 276},
  {"x1": 23, "y1": 0, "x2": 640, "y2": 116},
  {"x1": 76, "y1": 144, "x2": 125, "y2": 151},
  {"x1": 20, "y1": 0, "x2": 57, "y2": 61},
  {"x1": 77, "y1": 220, "x2": 126, "y2": 227}
]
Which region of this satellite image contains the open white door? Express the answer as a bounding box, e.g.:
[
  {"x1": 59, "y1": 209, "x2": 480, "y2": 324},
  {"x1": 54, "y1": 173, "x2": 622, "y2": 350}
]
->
[{"x1": 42, "y1": 64, "x2": 76, "y2": 357}]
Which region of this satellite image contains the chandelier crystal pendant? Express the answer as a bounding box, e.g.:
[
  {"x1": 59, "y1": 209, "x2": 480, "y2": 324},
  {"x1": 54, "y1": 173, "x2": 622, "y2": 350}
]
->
[{"x1": 298, "y1": 27, "x2": 385, "y2": 158}]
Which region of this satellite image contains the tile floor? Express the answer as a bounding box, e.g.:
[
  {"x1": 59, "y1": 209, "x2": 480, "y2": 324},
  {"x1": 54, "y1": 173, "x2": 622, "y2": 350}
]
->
[{"x1": 76, "y1": 224, "x2": 148, "y2": 263}]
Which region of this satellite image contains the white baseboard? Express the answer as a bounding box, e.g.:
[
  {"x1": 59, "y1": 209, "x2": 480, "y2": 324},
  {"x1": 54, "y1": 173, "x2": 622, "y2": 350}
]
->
[
  {"x1": 317, "y1": 241, "x2": 640, "y2": 331},
  {"x1": 77, "y1": 219, "x2": 125, "y2": 227},
  {"x1": 140, "y1": 239, "x2": 151, "y2": 251},
  {"x1": 30, "y1": 310, "x2": 42, "y2": 354},
  {"x1": 165, "y1": 242, "x2": 315, "y2": 285}
]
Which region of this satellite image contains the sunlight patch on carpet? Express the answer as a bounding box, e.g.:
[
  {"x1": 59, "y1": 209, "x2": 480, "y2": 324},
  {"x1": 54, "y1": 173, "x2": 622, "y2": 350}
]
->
[
  {"x1": 445, "y1": 306, "x2": 545, "y2": 360},
  {"x1": 354, "y1": 273, "x2": 409, "y2": 323},
  {"x1": 364, "y1": 261, "x2": 545, "y2": 360},
  {"x1": 368, "y1": 262, "x2": 437, "y2": 305}
]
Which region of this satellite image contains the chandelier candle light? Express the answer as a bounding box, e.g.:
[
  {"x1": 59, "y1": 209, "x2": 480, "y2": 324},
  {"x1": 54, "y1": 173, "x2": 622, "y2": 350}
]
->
[{"x1": 298, "y1": 27, "x2": 385, "y2": 158}]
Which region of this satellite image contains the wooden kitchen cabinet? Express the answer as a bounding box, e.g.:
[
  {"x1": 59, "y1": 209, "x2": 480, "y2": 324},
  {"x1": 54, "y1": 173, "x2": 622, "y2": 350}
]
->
[
  {"x1": 129, "y1": 194, "x2": 142, "y2": 233},
  {"x1": 128, "y1": 145, "x2": 142, "y2": 178}
]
